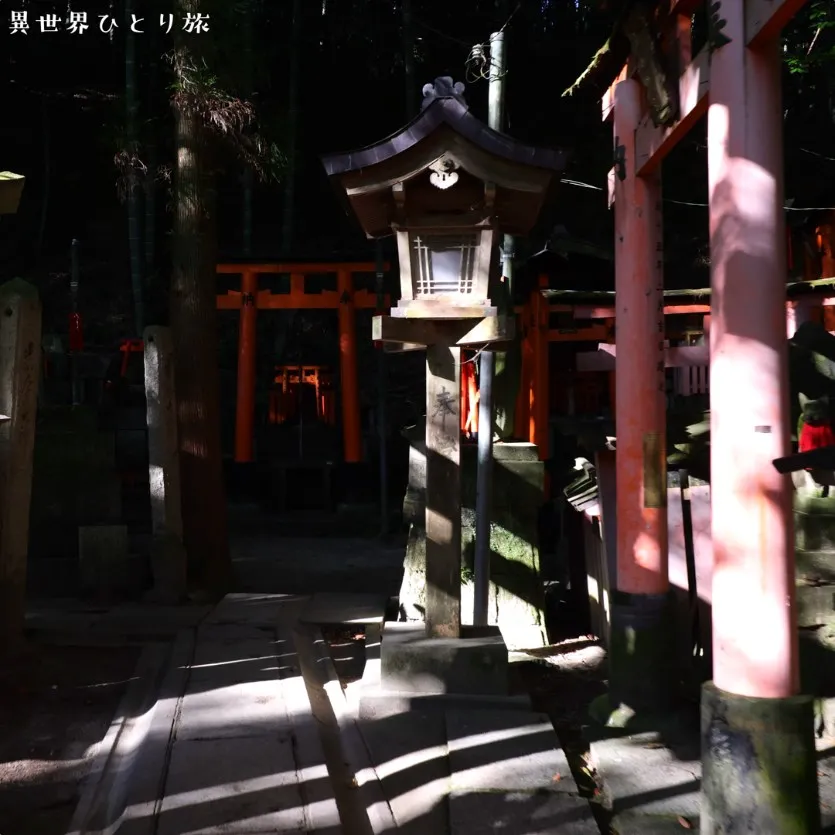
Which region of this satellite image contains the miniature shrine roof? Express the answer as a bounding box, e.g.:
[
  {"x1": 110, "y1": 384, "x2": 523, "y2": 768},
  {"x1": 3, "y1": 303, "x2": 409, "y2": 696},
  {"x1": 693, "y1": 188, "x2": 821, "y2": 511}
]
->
[{"x1": 321, "y1": 77, "x2": 570, "y2": 238}]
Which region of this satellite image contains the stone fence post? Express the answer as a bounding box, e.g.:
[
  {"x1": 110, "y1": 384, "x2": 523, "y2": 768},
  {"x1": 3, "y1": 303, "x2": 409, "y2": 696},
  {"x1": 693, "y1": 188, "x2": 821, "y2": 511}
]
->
[
  {"x1": 0, "y1": 279, "x2": 41, "y2": 654},
  {"x1": 144, "y1": 326, "x2": 186, "y2": 601}
]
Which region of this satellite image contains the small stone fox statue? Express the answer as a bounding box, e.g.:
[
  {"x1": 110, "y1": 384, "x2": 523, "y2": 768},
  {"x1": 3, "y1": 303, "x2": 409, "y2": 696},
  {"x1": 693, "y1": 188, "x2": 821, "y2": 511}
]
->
[{"x1": 798, "y1": 393, "x2": 835, "y2": 496}]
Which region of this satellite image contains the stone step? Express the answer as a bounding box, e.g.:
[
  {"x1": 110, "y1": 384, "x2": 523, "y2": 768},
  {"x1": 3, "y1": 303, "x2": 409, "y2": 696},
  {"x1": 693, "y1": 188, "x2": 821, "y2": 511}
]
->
[
  {"x1": 300, "y1": 592, "x2": 388, "y2": 626},
  {"x1": 589, "y1": 722, "x2": 701, "y2": 830},
  {"x1": 446, "y1": 708, "x2": 598, "y2": 834}
]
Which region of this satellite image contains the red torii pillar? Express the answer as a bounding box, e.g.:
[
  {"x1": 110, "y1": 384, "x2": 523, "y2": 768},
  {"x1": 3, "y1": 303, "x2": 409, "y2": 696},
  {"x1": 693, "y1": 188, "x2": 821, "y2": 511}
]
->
[
  {"x1": 702, "y1": 2, "x2": 818, "y2": 829},
  {"x1": 600, "y1": 78, "x2": 672, "y2": 720},
  {"x1": 527, "y1": 275, "x2": 550, "y2": 461},
  {"x1": 234, "y1": 268, "x2": 258, "y2": 463},
  {"x1": 337, "y1": 268, "x2": 362, "y2": 463}
]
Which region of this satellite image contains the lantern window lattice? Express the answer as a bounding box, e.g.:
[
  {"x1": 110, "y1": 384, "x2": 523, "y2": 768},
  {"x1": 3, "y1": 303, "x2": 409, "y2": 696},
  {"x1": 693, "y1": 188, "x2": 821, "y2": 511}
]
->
[{"x1": 411, "y1": 233, "x2": 479, "y2": 297}]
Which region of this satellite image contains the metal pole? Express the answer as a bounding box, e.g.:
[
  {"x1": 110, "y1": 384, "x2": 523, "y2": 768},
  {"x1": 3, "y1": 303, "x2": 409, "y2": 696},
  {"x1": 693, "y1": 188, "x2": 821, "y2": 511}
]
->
[
  {"x1": 474, "y1": 357, "x2": 494, "y2": 626},
  {"x1": 376, "y1": 241, "x2": 389, "y2": 537},
  {"x1": 487, "y1": 31, "x2": 505, "y2": 133},
  {"x1": 474, "y1": 30, "x2": 507, "y2": 626}
]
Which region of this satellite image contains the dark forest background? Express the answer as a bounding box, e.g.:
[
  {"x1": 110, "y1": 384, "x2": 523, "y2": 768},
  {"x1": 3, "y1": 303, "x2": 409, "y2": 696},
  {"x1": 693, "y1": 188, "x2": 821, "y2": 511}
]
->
[{"x1": 0, "y1": 0, "x2": 833, "y2": 360}]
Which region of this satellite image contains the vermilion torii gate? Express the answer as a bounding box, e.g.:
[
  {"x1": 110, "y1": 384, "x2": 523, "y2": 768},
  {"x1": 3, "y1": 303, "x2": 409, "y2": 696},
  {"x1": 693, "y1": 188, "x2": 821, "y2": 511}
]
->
[
  {"x1": 602, "y1": 0, "x2": 818, "y2": 830},
  {"x1": 216, "y1": 262, "x2": 388, "y2": 465}
]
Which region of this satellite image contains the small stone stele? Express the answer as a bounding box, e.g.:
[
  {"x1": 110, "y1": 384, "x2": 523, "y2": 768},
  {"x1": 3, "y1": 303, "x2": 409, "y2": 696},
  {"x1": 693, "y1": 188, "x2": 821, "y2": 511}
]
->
[{"x1": 79, "y1": 524, "x2": 130, "y2": 601}]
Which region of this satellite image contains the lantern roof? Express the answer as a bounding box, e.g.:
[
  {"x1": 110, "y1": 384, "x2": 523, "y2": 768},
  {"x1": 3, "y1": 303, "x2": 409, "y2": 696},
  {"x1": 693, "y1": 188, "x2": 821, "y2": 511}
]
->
[{"x1": 321, "y1": 77, "x2": 570, "y2": 239}]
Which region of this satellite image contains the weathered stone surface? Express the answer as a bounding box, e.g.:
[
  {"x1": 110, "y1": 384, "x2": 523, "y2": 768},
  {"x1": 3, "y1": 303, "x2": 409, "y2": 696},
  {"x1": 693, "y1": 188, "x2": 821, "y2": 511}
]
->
[
  {"x1": 590, "y1": 728, "x2": 701, "y2": 819},
  {"x1": 300, "y1": 592, "x2": 387, "y2": 625},
  {"x1": 701, "y1": 682, "x2": 819, "y2": 835},
  {"x1": 446, "y1": 708, "x2": 574, "y2": 793},
  {"x1": 796, "y1": 583, "x2": 835, "y2": 628},
  {"x1": 157, "y1": 736, "x2": 306, "y2": 834},
  {"x1": 359, "y1": 708, "x2": 449, "y2": 834},
  {"x1": 447, "y1": 708, "x2": 596, "y2": 835},
  {"x1": 176, "y1": 679, "x2": 287, "y2": 741},
  {"x1": 795, "y1": 494, "x2": 835, "y2": 552},
  {"x1": 449, "y1": 791, "x2": 598, "y2": 834},
  {"x1": 380, "y1": 622, "x2": 508, "y2": 696},
  {"x1": 399, "y1": 424, "x2": 547, "y2": 649}
]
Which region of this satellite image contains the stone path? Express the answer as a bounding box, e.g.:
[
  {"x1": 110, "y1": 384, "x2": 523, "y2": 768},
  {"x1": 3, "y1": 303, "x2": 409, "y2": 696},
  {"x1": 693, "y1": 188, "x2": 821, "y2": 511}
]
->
[
  {"x1": 70, "y1": 594, "x2": 342, "y2": 835},
  {"x1": 65, "y1": 592, "x2": 598, "y2": 834}
]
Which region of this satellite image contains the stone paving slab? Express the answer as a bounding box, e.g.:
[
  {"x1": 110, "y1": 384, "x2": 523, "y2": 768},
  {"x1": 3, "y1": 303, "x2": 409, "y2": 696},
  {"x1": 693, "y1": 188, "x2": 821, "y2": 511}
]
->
[
  {"x1": 449, "y1": 790, "x2": 599, "y2": 835},
  {"x1": 359, "y1": 709, "x2": 450, "y2": 834},
  {"x1": 609, "y1": 810, "x2": 700, "y2": 833},
  {"x1": 116, "y1": 594, "x2": 340, "y2": 835},
  {"x1": 300, "y1": 592, "x2": 388, "y2": 625},
  {"x1": 176, "y1": 678, "x2": 288, "y2": 741},
  {"x1": 121, "y1": 631, "x2": 197, "y2": 835},
  {"x1": 446, "y1": 708, "x2": 575, "y2": 794},
  {"x1": 446, "y1": 709, "x2": 598, "y2": 834},
  {"x1": 203, "y1": 593, "x2": 309, "y2": 628},
  {"x1": 190, "y1": 638, "x2": 289, "y2": 684},
  {"x1": 157, "y1": 736, "x2": 308, "y2": 834},
  {"x1": 590, "y1": 729, "x2": 701, "y2": 820},
  {"x1": 277, "y1": 657, "x2": 344, "y2": 835}
]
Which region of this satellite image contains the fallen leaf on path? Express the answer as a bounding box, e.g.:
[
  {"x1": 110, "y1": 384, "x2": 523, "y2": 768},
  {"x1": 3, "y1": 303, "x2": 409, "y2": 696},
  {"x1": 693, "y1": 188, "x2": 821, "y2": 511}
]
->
[{"x1": 552, "y1": 773, "x2": 562, "y2": 782}]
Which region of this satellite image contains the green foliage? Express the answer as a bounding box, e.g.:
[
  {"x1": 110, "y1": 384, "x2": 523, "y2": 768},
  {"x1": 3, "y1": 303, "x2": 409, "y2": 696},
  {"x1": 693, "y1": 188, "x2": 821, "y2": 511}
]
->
[
  {"x1": 785, "y1": 0, "x2": 835, "y2": 75},
  {"x1": 170, "y1": 1, "x2": 287, "y2": 183}
]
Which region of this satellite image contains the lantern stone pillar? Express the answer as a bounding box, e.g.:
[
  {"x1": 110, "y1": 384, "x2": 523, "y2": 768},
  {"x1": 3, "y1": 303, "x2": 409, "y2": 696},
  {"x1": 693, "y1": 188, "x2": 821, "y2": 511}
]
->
[
  {"x1": 322, "y1": 75, "x2": 567, "y2": 701},
  {"x1": 425, "y1": 343, "x2": 462, "y2": 637},
  {"x1": 702, "y1": 7, "x2": 818, "y2": 831}
]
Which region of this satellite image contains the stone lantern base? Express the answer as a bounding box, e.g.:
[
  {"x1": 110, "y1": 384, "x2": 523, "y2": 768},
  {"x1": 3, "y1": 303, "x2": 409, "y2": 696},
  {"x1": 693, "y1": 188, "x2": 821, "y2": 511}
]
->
[{"x1": 397, "y1": 422, "x2": 548, "y2": 651}]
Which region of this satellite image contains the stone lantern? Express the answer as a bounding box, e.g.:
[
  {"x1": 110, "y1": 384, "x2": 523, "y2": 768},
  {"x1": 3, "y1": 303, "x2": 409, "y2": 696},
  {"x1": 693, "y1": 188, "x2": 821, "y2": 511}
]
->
[{"x1": 322, "y1": 78, "x2": 565, "y2": 672}]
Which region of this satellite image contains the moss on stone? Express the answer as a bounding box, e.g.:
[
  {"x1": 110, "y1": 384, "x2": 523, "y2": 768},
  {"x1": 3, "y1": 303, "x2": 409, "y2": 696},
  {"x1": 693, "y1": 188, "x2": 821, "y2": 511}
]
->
[
  {"x1": 604, "y1": 593, "x2": 676, "y2": 715},
  {"x1": 701, "y1": 683, "x2": 818, "y2": 834}
]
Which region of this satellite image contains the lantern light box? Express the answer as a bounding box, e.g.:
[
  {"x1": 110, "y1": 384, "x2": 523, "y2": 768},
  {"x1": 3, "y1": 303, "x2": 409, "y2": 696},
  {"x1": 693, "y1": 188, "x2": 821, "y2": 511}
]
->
[{"x1": 322, "y1": 77, "x2": 568, "y2": 344}]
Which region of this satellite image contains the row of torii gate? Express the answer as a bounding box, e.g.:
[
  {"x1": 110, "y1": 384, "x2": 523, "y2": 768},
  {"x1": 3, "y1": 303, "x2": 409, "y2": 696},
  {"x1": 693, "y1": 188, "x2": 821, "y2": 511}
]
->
[{"x1": 601, "y1": 0, "x2": 818, "y2": 829}]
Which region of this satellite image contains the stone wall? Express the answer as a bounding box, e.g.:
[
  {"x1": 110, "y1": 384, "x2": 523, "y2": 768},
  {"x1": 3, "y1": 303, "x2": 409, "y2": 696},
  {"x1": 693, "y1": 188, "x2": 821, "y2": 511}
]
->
[
  {"x1": 793, "y1": 493, "x2": 835, "y2": 735},
  {"x1": 398, "y1": 422, "x2": 547, "y2": 650}
]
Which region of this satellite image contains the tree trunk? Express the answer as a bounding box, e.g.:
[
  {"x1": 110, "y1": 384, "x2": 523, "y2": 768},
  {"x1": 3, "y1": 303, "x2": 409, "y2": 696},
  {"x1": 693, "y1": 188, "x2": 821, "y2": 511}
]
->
[
  {"x1": 171, "y1": 16, "x2": 231, "y2": 595},
  {"x1": 242, "y1": 0, "x2": 255, "y2": 256},
  {"x1": 126, "y1": 0, "x2": 145, "y2": 335},
  {"x1": 281, "y1": 0, "x2": 302, "y2": 254},
  {"x1": 144, "y1": 24, "x2": 159, "y2": 294},
  {"x1": 35, "y1": 97, "x2": 50, "y2": 263}
]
